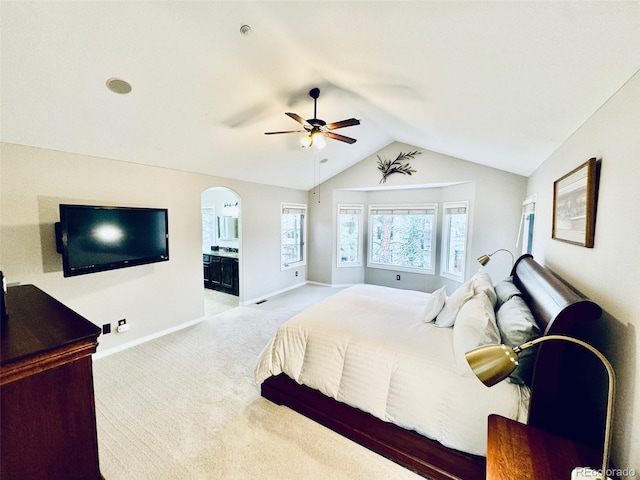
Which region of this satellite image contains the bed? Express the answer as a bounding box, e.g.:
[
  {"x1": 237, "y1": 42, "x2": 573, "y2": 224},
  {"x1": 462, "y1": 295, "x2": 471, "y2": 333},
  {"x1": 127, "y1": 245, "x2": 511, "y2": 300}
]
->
[{"x1": 255, "y1": 255, "x2": 603, "y2": 479}]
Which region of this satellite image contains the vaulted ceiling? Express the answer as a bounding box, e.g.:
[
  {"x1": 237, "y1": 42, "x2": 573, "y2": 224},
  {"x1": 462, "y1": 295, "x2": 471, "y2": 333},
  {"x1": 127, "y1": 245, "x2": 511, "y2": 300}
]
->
[{"x1": 2, "y1": 1, "x2": 639, "y2": 190}]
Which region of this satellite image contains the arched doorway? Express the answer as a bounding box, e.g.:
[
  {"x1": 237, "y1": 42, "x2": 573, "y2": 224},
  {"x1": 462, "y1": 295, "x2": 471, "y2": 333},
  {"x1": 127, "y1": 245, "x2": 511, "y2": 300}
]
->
[{"x1": 201, "y1": 186, "x2": 241, "y2": 315}]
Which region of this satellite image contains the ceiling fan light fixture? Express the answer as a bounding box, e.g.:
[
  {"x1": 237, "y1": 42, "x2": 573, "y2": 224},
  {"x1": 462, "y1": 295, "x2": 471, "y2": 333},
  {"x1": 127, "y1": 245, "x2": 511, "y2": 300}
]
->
[
  {"x1": 313, "y1": 133, "x2": 326, "y2": 149},
  {"x1": 301, "y1": 135, "x2": 312, "y2": 148},
  {"x1": 266, "y1": 87, "x2": 359, "y2": 146}
]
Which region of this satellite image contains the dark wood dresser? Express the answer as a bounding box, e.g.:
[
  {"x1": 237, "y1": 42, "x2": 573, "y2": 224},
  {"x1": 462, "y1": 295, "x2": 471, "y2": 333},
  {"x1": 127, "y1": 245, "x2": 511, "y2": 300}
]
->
[
  {"x1": 487, "y1": 414, "x2": 613, "y2": 480},
  {"x1": 1, "y1": 284, "x2": 102, "y2": 480}
]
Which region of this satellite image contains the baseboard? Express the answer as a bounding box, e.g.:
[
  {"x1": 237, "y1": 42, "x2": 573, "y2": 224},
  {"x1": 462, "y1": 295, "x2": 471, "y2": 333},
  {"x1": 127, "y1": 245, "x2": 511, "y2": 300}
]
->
[
  {"x1": 308, "y1": 280, "x2": 357, "y2": 289},
  {"x1": 93, "y1": 316, "x2": 205, "y2": 360},
  {"x1": 241, "y1": 281, "x2": 308, "y2": 306}
]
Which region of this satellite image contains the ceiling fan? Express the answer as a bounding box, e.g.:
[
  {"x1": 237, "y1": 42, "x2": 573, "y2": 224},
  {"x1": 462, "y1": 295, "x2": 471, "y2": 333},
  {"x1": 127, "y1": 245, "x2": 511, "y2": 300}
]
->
[{"x1": 264, "y1": 87, "x2": 360, "y2": 148}]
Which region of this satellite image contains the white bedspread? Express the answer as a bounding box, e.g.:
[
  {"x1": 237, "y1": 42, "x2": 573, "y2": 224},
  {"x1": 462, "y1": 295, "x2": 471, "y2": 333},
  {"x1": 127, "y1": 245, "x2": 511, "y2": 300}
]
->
[{"x1": 254, "y1": 284, "x2": 530, "y2": 456}]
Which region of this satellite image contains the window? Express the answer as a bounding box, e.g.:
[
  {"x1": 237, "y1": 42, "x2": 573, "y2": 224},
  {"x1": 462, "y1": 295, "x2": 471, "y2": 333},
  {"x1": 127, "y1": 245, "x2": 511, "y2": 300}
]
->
[
  {"x1": 202, "y1": 207, "x2": 215, "y2": 252},
  {"x1": 368, "y1": 204, "x2": 437, "y2": 274},
  {"x1": 518, "y1": 195, "x2": 536, "y2": 255},
  {"x1": 281, "y1": 204, "x2": 307, "y2": 269},
  {"x1": 337, "y1": 204, "x2": 363, "y2": 267},
  {"x1": 441, "y1": 202, "x2": 469, "y2": 280}
]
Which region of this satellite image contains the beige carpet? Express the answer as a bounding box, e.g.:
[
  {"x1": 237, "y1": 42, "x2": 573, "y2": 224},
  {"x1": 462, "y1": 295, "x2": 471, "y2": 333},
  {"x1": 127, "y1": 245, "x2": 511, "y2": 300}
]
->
[{"x1": 93, "y1": 285, "x2": 423, "y2": 480}]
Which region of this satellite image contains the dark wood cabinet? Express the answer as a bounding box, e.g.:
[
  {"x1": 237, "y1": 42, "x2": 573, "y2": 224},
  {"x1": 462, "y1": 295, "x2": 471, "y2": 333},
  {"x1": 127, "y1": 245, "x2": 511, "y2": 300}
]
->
[
  {"x1": 204, "y1": 254, "x2": 238, "y2": 296},
  {"x1": 1, "y1": 285, "x2": 102, "y2": 480},
  {"x1": 209, "y1": 255, "x2": 222, "y2": 287},
  {"x1": 221, "y1": 257, "x2": 238, "y2": 293}
]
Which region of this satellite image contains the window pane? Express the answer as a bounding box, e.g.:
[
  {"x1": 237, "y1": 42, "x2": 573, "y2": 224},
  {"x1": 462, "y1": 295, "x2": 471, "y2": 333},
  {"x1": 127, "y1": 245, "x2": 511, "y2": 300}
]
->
[
  {"x1": 441, "y1": 202, "x2": 468, "y2": 279},
  {"x1": 338, "y1": 205, "x2": 363, "y2": 266},
  {"x1": 444, "y1": 213, "x2": 467, "y2": 275},
  {"x1": 202, "y1": 208, "x2": 215, "y2": 252},
  {"x1": 369, "y1": 206, "x2": 435, "y2": 271},
  {"x1": 281, "y1": 205, "x2": 306, "y2": 268}
]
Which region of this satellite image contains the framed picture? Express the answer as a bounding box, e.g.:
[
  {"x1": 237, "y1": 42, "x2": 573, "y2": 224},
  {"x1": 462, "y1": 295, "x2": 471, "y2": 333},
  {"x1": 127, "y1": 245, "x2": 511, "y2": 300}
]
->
[{"x1": 552, "y1": 157, "x2": 598, "y2": 248}]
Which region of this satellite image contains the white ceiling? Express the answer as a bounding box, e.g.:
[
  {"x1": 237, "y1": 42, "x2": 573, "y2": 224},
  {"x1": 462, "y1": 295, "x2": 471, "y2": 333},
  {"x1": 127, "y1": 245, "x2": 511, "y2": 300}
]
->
[{"x1": 2, "y1": 1, "x2": 640, "y2": 191}]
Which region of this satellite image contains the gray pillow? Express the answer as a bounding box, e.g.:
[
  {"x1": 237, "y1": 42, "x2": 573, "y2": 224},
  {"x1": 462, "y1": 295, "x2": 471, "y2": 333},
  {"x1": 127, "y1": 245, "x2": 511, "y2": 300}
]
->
[
  {"x1": 494, "y1": 276, "x2": 522, "y2": 310},
  {"x1": 496, "y1": 296, "x2": 540, "y2": 385}
]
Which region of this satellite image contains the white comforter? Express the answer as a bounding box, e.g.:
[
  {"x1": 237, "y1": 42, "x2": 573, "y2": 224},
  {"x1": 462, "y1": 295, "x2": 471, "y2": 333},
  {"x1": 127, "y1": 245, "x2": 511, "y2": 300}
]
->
[{"x1": 254, "y1": 284, "x2": 530, "y2": 456}]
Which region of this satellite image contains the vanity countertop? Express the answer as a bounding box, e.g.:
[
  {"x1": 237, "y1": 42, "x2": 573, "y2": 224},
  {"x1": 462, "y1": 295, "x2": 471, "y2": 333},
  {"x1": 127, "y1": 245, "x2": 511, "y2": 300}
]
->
[{"x1": 203, "y1": 251, "x2": 239, "y2": 259}]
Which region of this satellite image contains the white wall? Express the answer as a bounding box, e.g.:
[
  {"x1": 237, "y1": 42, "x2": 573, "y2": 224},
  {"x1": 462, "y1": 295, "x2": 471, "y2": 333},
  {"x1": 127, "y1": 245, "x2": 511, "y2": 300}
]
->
[
  {"x1": 526, "y1": 70, "x2": 640, "y2": 474},
  {"x1": 308, "y1": 142, "x2": 527, "y2": 291},
  {"x1": 0, "y1": 143, "x2": 307, "y2": 353}
]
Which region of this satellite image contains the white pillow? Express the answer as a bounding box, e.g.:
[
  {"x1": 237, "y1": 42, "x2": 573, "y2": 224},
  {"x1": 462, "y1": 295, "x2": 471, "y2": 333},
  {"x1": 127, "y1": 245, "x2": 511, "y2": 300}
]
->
[
  {"x1": 435, "y1": 280, "x2": 474, "y2": 327},
  {"x1": 470, "y1": 269, "x2": 497, "y2": 308},
  {"x1": 423, "y1": 286, "x2": 446, "y2": 323},
  {"x1": 453, "y1": 292, "x2": 501, "y2": 375}
]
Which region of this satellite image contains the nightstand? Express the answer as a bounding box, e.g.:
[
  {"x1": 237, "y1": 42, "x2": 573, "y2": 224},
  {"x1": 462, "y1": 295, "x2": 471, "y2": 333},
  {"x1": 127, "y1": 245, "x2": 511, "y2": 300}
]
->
[{"x1": 487, "y1": 414, "x2": 614, "y2": 480}]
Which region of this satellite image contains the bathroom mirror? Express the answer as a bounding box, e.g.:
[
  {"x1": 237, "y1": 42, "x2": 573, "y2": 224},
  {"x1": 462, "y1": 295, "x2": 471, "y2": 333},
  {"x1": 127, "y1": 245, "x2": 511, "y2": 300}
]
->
[{"x1": 218, "y1": 216, "x2": 238, "y2": 240}]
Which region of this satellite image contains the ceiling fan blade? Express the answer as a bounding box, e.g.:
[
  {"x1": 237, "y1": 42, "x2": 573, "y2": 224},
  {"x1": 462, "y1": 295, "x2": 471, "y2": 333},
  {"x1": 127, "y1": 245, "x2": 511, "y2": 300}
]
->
[
  {"x1": 326, "y1": 132, "x2": 357, "y2": 144},
  {"x1": 264, "y1": 130, "x2": 304, "y2": 135},
  {"x1": 326, "y1": 118, "x2": 360, "y2": 130},
  {"x1": 285, "y1": 112, "x2": 310, "y2": 127}
]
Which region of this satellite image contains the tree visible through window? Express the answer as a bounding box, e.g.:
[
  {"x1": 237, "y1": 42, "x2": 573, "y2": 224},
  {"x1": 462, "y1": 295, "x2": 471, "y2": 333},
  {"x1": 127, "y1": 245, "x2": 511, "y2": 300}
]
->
[{"x1": 368, "y1": 205, "x2": 437, "y2": 273}]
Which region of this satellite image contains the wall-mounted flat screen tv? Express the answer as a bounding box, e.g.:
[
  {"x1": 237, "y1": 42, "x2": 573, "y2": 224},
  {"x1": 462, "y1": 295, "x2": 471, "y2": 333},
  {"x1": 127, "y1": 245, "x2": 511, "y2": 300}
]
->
[{"x1": 57, "y1": 204, "x2": 169, "y2": 277}]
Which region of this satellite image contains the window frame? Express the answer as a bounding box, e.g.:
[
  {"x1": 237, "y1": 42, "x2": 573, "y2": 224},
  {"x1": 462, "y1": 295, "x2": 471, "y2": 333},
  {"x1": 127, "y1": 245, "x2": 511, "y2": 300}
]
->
[
  {"x1": 367, "y1": 203, "x2": 438, "y2": 275},
  {"x1": 336, "y1": 204, "x2": 364, "y2": 268},
  {"x1": 518, "y1": 194, "x2": 537, "y2": 255},
  {"x1": 440, "y1": 201, "x2": 470, "y2": 282},
  {"x1": 281, "y1": 203, "x2": 307, "y2": 270}
]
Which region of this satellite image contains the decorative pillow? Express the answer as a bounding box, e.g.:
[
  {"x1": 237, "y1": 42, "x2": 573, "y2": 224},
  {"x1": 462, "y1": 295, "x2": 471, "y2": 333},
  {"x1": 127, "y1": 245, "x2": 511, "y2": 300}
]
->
[
  {"x1": 423, "y1": 286, "x2": 447, "y2": 323},
  {"x1": 452, "y1": 292, "x2": 501, "y2": 375},
  {"x1": 470, "y1": 269, "x2": 497, "y2": 308},
  {"x1": 435, "y1": 280, "x2": 474, "y2": 327},
  {"x1": 494, "y1": 276, "x2": 522, "y2": 310},
  {"x1": 496, "y1": 296, "x2": 541, "y2": 385}
]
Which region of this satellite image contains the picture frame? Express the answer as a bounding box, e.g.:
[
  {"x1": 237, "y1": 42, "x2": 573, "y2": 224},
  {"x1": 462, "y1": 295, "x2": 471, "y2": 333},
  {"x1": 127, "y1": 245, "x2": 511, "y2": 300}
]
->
[{"x1": 552, "y1": 157, "x2": 598, "y2": 248}]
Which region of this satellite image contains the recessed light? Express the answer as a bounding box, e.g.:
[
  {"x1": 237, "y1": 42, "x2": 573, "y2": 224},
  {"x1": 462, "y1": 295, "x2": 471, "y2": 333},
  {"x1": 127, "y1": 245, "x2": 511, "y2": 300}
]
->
[{"x1": 106, "y1": 77, "x2": 132, "y2": 94}]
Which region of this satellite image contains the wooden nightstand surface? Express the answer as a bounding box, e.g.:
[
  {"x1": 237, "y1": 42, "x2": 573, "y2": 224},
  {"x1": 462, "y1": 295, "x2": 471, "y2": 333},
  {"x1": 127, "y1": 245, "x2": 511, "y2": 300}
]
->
[{"x1": 487, "y1": 414, "x2": 608, "y2": 480}]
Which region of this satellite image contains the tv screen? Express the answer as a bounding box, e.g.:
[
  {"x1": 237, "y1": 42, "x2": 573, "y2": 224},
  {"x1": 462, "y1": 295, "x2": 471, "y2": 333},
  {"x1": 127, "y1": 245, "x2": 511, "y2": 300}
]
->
[{"x1": 58, "y1": 204, "x2": 169, "y2": 277}]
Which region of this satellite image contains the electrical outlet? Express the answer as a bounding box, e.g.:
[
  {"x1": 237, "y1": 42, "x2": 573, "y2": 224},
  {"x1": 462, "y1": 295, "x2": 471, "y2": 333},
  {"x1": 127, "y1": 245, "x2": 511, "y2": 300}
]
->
[
  {"x1": 116, "y1": 318, "x2": 130, "y2": 333},
  {"x1": 102, "y1": 323, "x2": 111, "y2": 334},
  {"x1": 295, "y1": 270, "x2": 299, "y2": 277},
  {"x1": 396, "y1": 274, "x2": 401, "y2": 281}
]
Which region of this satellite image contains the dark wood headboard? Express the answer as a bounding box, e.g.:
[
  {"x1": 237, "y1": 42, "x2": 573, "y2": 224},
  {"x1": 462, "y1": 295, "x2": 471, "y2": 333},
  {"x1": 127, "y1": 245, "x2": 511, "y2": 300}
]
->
[
  {"x1": 511, "y1": 254, "x2": 602, "y2": 335},
  {"x1": 511, "y1": 254, "x2": 605, "y2": 449}
]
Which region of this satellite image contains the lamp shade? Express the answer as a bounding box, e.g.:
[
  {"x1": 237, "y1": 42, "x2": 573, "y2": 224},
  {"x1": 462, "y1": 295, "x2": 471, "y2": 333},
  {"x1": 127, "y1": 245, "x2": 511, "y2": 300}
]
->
[
  {"x1": 465, "y1": 344, "x2": 519, "y2": 387},
  {"x1": 477, "y1": 254, "x2": 491, "y2": 266},
  {"x1": 476, "y1": 249, "x2": 515, "y2": 267},
  {"x1": 300, "y1": 135, "x2": 312, "y2": 148},
  {"x1": 313, "y1": 133, "x2": 326, "y2": 149}
]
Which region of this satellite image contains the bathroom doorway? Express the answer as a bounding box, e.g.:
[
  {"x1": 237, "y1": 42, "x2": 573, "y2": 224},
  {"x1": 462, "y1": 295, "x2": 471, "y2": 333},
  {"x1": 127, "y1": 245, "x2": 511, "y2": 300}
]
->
[{"x1": 201, "y1": 187, "x2": 241, "y2": 315}]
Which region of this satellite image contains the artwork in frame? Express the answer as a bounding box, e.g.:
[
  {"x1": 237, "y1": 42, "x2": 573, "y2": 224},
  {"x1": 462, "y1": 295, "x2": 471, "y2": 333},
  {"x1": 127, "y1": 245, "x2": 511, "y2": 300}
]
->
[{"x1": 552, "y1": 157, "x2": 598, "y2": 248}]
